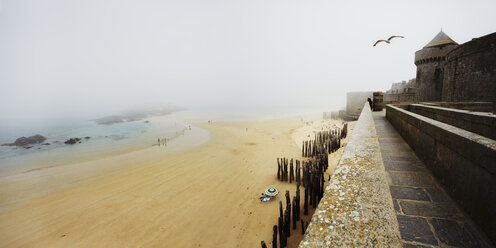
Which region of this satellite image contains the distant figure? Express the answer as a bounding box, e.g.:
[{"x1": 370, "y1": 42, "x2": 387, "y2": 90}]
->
[
  {"x1": 246, "y1": 128, "x2": 248, "y2": 132},
  {"x1": 164, "y1": 138, "x2": 167, "y2": 146},
  {"x1": 368, "y1": 98, "x2": 373, "y2": 109},
  {"x1": 158, "y1": 138, "x2": 160, "y2": 146}
]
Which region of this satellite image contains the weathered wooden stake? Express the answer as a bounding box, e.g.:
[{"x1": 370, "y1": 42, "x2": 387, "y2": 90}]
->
[
  {"x1": 304, "y1": 188, "x2": 308, "y2": 215},
  {"x1": 261, "y1": 241, "x2": 267, "y2": 248},
  {"x1": 272, "y1": 225, "x2": 277, "y2": 248}
]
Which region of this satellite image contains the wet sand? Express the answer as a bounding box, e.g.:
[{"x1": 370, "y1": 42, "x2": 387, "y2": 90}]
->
[{"x1": 0, "y1": 116, "x2": 351, "y2": 247}]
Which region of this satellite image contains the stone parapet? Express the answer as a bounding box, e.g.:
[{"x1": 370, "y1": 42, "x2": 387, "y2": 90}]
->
[
  {"x1": 408, "y1": 103, "x2": 496, "y2": 140},
  {"x1": 299, "y1": 103, "x2": 401, "y2": 247}
]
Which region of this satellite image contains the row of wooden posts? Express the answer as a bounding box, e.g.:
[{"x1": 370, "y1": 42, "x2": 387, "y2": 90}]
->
[
  {"x1": 267, "y1": 161, "x2": 331, "y2": 247},
  {"x1": 302, "y1": 124, "x2": 348, "y2": 158},
  {"x1": 263, "y1": 124, "x2": 349, "y2": 247},
  {"x1": 260, "y1": 185, "x2": 311, "y2": 248}
]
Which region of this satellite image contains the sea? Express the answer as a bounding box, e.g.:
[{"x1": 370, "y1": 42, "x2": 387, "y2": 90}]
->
[{"x1": 0, "y1": 106, "x2": 335, "y2": 176}]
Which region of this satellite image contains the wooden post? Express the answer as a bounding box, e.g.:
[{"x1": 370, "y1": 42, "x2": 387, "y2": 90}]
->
[
  {"x1": 284, "y1": 208, "x2": 290, "y2": 238},
  {"x1": 289, "y1": 159, "x2": 294, "y2": 183},
  {"x1": 304, "y1": 188, "x2": 308, "y2": 215},
  {"x1": 273, "y1": 225, "x2": 278, "y2": 248},
  {"x1": 261, "y1": 241, "x2": 267, "y2": 248},
  {"x1": 278, "y1": 217, "x2": 284, "y2": 248},
  {"x1": 296, "y1": 184, "x2": 301, "y2": 221},
  {"x1": 292, "y1": 197, "x2": 297, "y2": 230}
]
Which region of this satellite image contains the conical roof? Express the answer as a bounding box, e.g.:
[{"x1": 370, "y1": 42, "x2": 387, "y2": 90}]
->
[{"x1": 424, "y1": 31, "x2": 458, "y2": 48}]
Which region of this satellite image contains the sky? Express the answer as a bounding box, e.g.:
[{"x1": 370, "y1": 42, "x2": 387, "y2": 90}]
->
[{"x1": 1, "y1": 0, "x2": 495, "y2": 129}]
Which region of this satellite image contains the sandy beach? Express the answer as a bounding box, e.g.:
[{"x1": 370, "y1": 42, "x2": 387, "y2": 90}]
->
[{"x1": 0, "y1": 116, "x2": 351, "y2": 248}]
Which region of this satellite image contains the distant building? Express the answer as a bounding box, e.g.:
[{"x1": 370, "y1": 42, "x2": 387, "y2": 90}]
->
[
  {"x1": 384, "y1": 79, "x2": 416, "y2": 103},
  {"x1": 346, "y1": 91, "x2": 373, "y2": 118},
  {"x1": 414, "y1": 31, "x2": 496, "y2": 102}
]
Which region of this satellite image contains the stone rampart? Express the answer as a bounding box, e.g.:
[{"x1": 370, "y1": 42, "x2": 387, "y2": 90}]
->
[
  {"x1": 442, "y1": 32, "x2": 496, "y2": 102},
  {"x1": 300, "y1": 103, "x2": 401, "y2": 247},
  {"x1": 386, "y1": 104, "x2": 496, "y2": 243},
  {"x1": 408, "y1": 104, "x2": 496, "y2": 140}
]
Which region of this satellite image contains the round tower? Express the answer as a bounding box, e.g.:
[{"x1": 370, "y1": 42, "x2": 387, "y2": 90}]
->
[{"x1": 414, "y1": 31, "x2": 458, "y2": 102}]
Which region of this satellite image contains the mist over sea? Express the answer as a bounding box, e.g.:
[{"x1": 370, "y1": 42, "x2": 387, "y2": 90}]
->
[{"x1": 0, "y1": 105, "x2": 339, "y2": 176}]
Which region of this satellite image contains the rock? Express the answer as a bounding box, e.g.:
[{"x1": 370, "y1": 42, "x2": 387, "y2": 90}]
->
[
  {"x1": 43, "y1": 143, "x2": 51, "y2": 145},
  {"x1": 64, "y1": 138, "x2": 82, "y2": 145},
  {"x1": 144, "y1": 120, "x2": 150, "y2": 123},
  {"x1": 3, "y1": 134, "x2": 47, "y2": 147},
  {"x1": 84, "y1": 136, "x2": 90, "y2": 139},
  {"x1": 94, "y1": 115, "x2": 124, "y2": 125}
]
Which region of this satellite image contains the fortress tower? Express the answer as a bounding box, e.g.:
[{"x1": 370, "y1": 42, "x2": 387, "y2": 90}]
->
[{"x1": 414, "y1": 31, "x2": 458, "y2": 102}]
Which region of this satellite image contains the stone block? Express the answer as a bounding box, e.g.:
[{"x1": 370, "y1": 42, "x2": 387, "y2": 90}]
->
[
  {"x1": 390, "y1": 186, "x2": 430, "y2": 201},
  {"x1": 402, "y1": 243, "x2": 431, "y2": 248},
  {"x1": 383, "y1": 161, "x2": 423, "y2": 172},
  {"x1": 396, "y1": 215, "x2": 438, "y2": 246},
  {"x1": 399, "y1": 200, "x2": 461, "y2": 219},
  {"x1": 429, "y1": 218, "x2": 480, "y2": 247},
  {"x1": 424, "y1": 187, "x2": 450, "y2": 203},
  {"x1": 389, "y1": 171, "x2": 434, "y2": 187}
]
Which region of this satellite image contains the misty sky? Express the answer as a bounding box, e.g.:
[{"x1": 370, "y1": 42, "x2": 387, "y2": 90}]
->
[{"x1": 1, "y1": 0, "x2": 495, "y2": 128}]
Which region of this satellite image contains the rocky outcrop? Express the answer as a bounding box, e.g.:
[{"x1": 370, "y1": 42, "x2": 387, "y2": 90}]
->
[
  {"x1": 64, "y1": 138, "x2": 82, "y2": 145},
  {"x1": 2, "y1": 134, "x2": 46, "y2": 147},
  {"x1": 94, "y1": 115, "x2": 124, "y2": 125},
  {"x1": 94, "y1": 106, "x2": 184, "y2": 125}
]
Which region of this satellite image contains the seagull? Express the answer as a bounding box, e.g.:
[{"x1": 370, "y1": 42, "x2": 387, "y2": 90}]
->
[{"x1": 373, "y1": 35, "x2": 405, "y2": 47}]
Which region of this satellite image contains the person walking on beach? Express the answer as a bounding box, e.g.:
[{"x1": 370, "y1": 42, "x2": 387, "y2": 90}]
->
[{"x1": 158, "y1": 138, "x2": 161, "y2": 146}]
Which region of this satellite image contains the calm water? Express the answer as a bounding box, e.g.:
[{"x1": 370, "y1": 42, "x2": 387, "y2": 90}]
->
[
  {"x1": 0, "y1": 106, "x2": 335, "y2": 176},
  {"x1": 0, "y1": 112, "x2": 193, "y2": 175}
]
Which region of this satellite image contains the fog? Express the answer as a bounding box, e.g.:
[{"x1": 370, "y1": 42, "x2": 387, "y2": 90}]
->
[{"x1": 1, "y1": 0, "x2": 495, "y2": 131}]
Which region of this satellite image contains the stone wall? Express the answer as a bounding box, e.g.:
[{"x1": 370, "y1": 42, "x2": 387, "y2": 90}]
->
[
  {"x1": 442, "y1": 32, "x2": 496, "y2": 102},
  {"x1": 414, "y1": 45, "x2": 457, "y2": 102},
  {"x1": 384, "y1": 93, "x2": 415, "y2": 103},
  {"x1": 386, "y1": 104, "x2": 496, "y2": 243},
  {"x1": 408, "y1": 104, "x2": 496, "y2": 140},
  {"x1": 300, "y1": 103, "x2": 401, "y2": 247},
  {"x1": 420, "y1": 102, "x2": 495, "y2": 112},
  {"x1": 346, "y1": 91, "x2": 373, "y2": 118}
]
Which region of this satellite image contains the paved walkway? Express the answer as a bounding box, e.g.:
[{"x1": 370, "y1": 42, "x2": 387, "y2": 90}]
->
[{"x1": 373, "y1": 110, "x2": 493, "y2": 248}]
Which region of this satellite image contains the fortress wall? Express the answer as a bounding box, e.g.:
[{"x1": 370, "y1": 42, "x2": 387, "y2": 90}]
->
[
  {"x1": 408, "y1": 104, "x2": 496, "y2": 140},
  {"x1": 386, "y1": 104, "x2": 496, "y2": 243},
  {"x1": 419, "y1": 102, "x2": 495, "y2": 112},
  {"x1": 414, "y1": 46, "x2": 457, "y2": 102},
  {"x1": 442, "y1": 32, "x2": 496, "y2": 102},
  {"x1": 300, "y1": 103, "x2": 401, "y2": 247}
]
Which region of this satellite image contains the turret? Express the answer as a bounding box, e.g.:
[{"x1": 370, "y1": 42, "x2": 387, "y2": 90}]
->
[{"x1": 414, "y1": 31, "x2": 458, "y2": 102}]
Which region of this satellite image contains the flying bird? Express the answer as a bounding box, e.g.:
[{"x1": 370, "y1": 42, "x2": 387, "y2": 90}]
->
[{"x1": 373, "y1": 35, "x2": 405, "y2": 47}]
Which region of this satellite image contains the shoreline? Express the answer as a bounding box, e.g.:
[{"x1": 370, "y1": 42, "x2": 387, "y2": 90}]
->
[
  {"x1": 0, "y1": 120, "x2": 209, "y2": 179},
  {"x1": 0, "y1": 115, "x2": 352, "y2": 247}
]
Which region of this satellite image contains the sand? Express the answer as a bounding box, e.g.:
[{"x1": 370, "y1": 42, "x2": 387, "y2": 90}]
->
[{"x1": 0, "y1": 116, "x2": 352, "y2": 248}]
